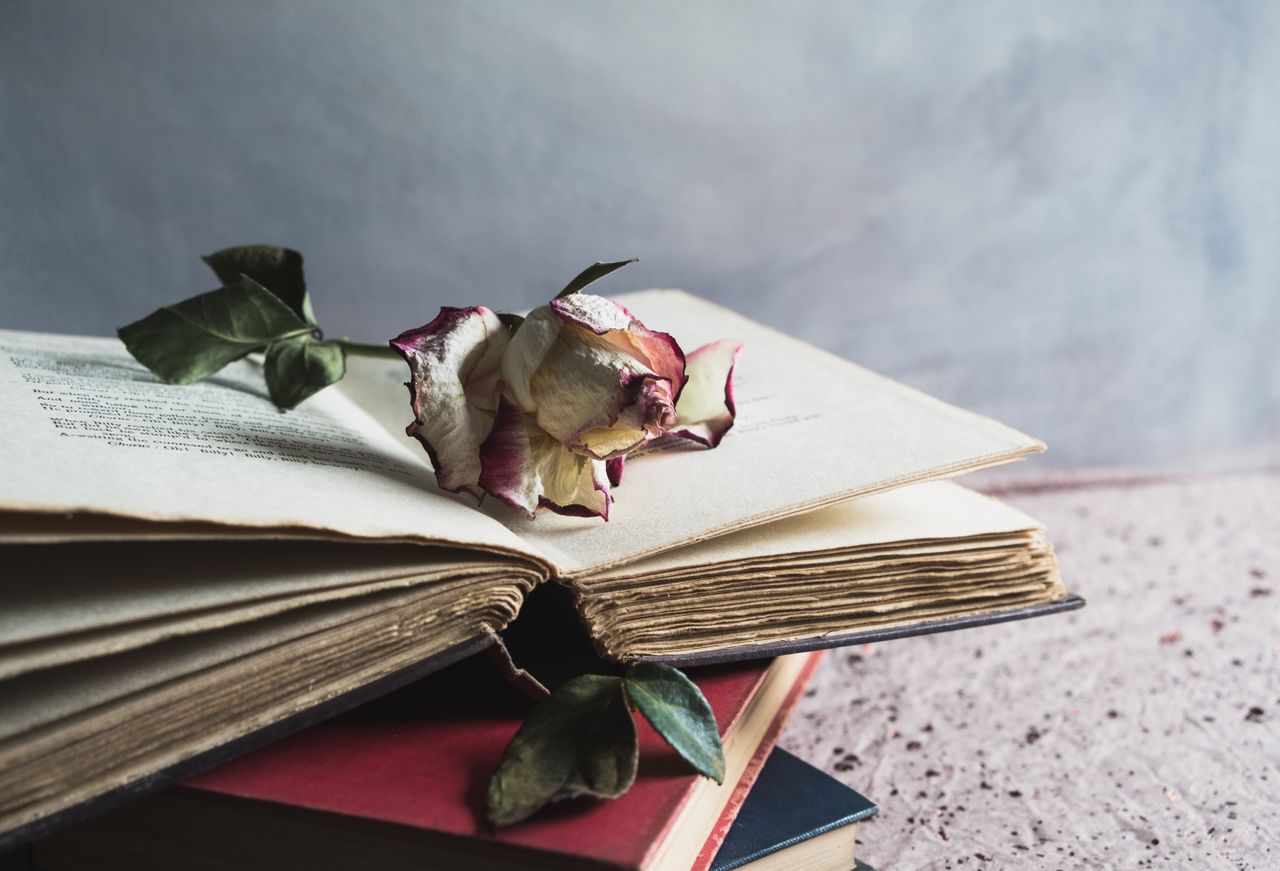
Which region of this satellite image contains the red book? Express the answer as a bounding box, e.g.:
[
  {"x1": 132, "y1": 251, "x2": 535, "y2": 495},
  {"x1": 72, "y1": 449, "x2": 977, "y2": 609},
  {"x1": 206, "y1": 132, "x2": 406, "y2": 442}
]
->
[{"x1": 35, "y1": 651, "x2": 822, "y2": 871}]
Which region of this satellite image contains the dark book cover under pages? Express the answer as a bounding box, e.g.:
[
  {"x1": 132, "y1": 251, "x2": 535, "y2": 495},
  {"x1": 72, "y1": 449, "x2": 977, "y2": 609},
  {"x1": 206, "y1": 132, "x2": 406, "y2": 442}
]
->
[{"x1": 710, "y1": 748, "x2": 877, "y2": 871}]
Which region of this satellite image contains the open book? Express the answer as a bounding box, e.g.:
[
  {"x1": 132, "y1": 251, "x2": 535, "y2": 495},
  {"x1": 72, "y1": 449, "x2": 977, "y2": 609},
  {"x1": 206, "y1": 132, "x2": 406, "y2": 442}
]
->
[{"x1": 0, "y1": 291, "x2": 1080, "y2": 845}]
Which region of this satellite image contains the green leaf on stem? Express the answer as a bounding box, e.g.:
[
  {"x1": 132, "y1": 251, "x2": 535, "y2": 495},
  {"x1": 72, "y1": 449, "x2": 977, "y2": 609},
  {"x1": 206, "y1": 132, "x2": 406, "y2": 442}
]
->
[
  {"x1": 202, "y1": 245, "x2": 316, "y2": 324},
  {"x1": 264, "y1": 336, "x2": 346, "y2": 409},
  {"x1": 118, "y1": 277, "x2": 311, "y2": 384},
  {"x1": 554, "y1": 259, "x2": 639, "y2": 299},
  {"x1": 486, "y1": 674, "x2": 637, "y2": 828},
  {"x1": 624, "y1": 662, "x2": 725, "y2": 784}
]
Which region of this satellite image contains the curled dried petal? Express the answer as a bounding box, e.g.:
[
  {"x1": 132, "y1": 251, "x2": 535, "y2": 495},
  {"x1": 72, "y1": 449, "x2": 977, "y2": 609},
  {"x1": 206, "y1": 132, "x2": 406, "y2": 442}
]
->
[
  {"x1": 669, "y1": 339, "x2": 743, "y2": 448},
  {"x1": 390, "y1": 307, "x2": 507, "y2": 499},
  {"x1": 480, "y1": 395, "x2": 612, "y2": 520},
  {"x1": 606, "y1": 456, "x2": 625, "y2": 487},
  {"x1": 551, "y1": 295, "x2": 686, "y2": 390},
  {"x1": 498, "y1": 304, "x2": 561, "y2": 414},
  {"x1": 503, "y1": 295, "x2": 684, "y2": 459},
  {"x1": 576, "y1": 373, "x2": 678, "y2": 460}
]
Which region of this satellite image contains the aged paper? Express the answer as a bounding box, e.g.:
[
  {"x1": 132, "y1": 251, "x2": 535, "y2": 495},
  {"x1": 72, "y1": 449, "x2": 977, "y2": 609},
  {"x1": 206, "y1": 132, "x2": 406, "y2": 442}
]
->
[
  {"x1": 0, "y1": 541, "x2": 539, "y2": 678},
  {"x1": 0, "y1": 330, "x2": 536, "y2": 562},
  {"x1": 0, "y1": 573, "x2": 527, "y2": 744},
  {"x1": 0, "y1": 542, "x2": 512, "y2": 646},
  {"x1": 0, "y1": 575, "x2": 533, "y2": 835},
  {"x1": 591, "y1": 481, "x2": 1042, "y2": 580}
]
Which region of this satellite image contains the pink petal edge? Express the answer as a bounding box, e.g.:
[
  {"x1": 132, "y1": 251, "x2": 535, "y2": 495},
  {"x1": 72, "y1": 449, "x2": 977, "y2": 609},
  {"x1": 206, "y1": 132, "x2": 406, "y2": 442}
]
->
[
  {"x1": 606, "y1": 456, "x2": 625, "y2": 487},
  {"x1": 570, "y1": 371, "x2": 679, "y2": 461},
  {"x1": 535, "y1": 456, "x2": 612, "y2": 521},
  {"x1": 477, "y1": 393, "x2": 538, "y2": 519},
  {"x1": 550, "y1": 294, "x2": 687, "y2": 397},
  {"x1": 479, "y1": 393, "x2": 612, "y2": 521}
]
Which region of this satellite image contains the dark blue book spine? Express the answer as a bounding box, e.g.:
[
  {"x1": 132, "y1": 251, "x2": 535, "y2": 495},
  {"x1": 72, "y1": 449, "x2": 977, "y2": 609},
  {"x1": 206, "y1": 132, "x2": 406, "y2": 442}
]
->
[{"x1": 710, "y1": 747, "x2": 877, "y2": 871}]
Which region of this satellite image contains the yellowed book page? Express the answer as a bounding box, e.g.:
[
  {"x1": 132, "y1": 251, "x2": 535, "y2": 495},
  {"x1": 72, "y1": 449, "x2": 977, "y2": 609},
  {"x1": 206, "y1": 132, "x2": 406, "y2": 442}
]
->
[
  {"x1": 0, "y1": 541, "x2": 538, "y2": 679},
  {"x1": 0, "y1": 578, "x2": 532, "y2": 836},
  {"x1": 0, "y1": 330, "x2": 539, "y2": 564},
  {"x1": 590, "y1": 481, "x2": 1042, "y2": 580},
  {"x1": 0, "y1": 569, "x2": 496, "y2": 680},
  {"x1": 603, "y1": 538, "x2": 1036, "y2": 585},
  {"x1": 0, "y1": 573, "x2": 529, "y2": 744},
  {"x1": 335, "y1": 353, "x2": 431, "y2": 455},
  {"x1": 0, "y1": 542, "x2": 495, "y2": 645},
  {"x1": 599, "y1": 554, "x2": 1052, "y2": 605}
]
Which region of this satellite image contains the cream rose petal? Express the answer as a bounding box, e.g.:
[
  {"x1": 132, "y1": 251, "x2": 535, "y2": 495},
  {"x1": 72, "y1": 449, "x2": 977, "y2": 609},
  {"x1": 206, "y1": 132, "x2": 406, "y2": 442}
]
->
[
  {"x1": 576, "y1": 374, "x2": 678, "y2": 459},
  {"x1": 522, "y1": 323, "x2": 654, "y2": 452},
  {"x1": 498, "y1": 304, "x2": 561, "y2": 413},
  {"x1": 535, "y1": 442, "x2": 611, "y2": 519},
  {"x1": 670, "y1": 339, "x2": 744, "y2": 448},
  {"x1": 507, "y1": 294, "x2": 684, "y2": 458},
  {"x1": 479, "y1": 395, "x2": 612, "y2": 520},
  {"x1": 389, "y1": 306, "x2": 508, "y2": 499},
  {"x1": 551, "y1": 294, "x2": 687, "y2": 389}
]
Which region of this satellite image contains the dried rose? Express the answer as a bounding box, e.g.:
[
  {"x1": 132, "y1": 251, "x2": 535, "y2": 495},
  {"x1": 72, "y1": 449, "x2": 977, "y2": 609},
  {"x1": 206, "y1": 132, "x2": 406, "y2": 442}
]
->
[{"x1": 390, "y1": 263, "x2": 741, "y2": 519}]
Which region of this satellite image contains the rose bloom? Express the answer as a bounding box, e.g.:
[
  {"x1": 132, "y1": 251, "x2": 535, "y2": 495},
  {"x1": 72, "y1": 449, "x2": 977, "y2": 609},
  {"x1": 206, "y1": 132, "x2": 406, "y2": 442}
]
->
[{"x1": 390, "y1": 286, "x2": 740, "y2": 520}]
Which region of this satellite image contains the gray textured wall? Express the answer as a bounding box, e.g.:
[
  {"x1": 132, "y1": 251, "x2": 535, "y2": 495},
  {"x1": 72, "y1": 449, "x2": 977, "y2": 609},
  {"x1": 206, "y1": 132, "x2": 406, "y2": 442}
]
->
[{"x1": 2, "y1": 1, "x2": 1277, "y2": 471}]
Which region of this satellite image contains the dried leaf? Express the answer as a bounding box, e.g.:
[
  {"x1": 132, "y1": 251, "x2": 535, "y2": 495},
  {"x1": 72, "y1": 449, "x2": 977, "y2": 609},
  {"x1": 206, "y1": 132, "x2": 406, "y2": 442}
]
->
[
  {"x1": 202, "y1": 245, "x2": 315, "y2": 324},
  {"x1": 554, "y1": 259, "x2": 638, "y2": 299},
  {"x1": 263, "y1": 336, "x2": 346, "y2": 409},
  {"x1": 118, "y1": 277, "x2": 309, "y2": 384},
  {"x1": 486, "y1": 674, "x2": 636, "y2": 827},
  {"x1": 625, "y1": 662, "x2": 725, "y2": 783}
]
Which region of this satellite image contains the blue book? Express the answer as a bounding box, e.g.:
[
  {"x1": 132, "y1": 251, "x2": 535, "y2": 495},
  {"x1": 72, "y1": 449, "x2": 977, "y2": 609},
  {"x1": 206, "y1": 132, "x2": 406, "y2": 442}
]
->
[{"x1": 711, "y1": 748, "x2": 878, "y2": 871}]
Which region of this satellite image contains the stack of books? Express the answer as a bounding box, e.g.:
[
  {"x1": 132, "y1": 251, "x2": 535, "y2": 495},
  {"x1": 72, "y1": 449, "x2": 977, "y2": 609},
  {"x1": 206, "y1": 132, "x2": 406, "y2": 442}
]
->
[
  {"x1": 29, "y1": 653, "x2": 877, "y2": 870},
  {"x1": 0, "y1": 291, "x2": 1081, "y2": 868}
]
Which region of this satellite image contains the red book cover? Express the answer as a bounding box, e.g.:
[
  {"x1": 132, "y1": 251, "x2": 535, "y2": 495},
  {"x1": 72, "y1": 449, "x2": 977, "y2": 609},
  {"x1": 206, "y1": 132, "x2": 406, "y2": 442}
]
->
[{"x1": 185, "y1": 651, "x2": 822, "y2": 870}]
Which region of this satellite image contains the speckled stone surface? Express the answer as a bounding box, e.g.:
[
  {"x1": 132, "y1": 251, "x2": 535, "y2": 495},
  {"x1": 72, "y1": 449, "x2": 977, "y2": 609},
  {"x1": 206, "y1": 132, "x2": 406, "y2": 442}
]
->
[{"x1": 778, "y1": 472, "x2": 1278, "y2": 870}]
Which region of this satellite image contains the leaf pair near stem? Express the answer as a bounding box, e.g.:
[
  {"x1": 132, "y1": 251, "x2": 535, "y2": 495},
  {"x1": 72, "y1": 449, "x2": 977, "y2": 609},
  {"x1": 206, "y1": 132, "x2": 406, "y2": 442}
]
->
[
  {"x1": 486, "y1": 661, "x2": 725, "y2": 828},
  {"x1": 118, "y1": 246, "x2": 346, "y2": 410}
]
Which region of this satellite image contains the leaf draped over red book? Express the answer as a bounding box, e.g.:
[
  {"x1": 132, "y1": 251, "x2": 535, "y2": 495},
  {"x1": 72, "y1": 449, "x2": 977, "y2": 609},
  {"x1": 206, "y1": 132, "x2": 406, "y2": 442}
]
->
[{"x1": 486, "y1": 662, "x2": 726, "y2": 827}]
